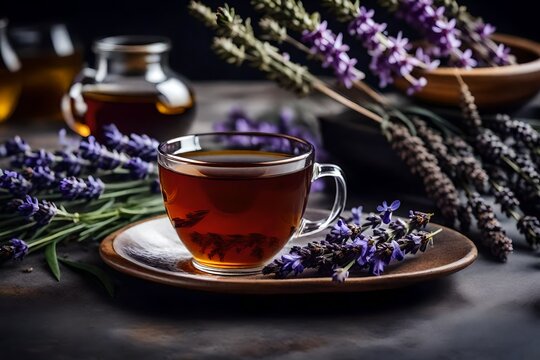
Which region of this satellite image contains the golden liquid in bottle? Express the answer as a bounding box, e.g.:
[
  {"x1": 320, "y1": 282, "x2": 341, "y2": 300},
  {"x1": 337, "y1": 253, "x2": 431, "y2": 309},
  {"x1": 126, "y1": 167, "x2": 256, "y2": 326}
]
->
[
  {"x1": 0, "y1": 69, "x2": 21, "y2": 123},
  {"x1": 70, "y1": 90, "x2": 196, "y2": 141},
  {"x1": 11, "y1": 51, "x2": 82, "y2": 120}
]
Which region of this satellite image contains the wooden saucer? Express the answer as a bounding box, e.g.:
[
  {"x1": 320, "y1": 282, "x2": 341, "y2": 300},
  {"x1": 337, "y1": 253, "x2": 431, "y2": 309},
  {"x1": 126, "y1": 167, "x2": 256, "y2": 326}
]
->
[{"x1": 99, "y1": 212, "x2": 477, "y2": 294}]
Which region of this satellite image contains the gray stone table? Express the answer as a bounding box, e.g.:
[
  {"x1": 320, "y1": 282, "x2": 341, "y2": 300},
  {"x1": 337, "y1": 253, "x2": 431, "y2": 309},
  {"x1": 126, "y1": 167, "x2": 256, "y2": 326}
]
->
[{"x1": 0, "y1": 82, "x2": 539, "y2": 360}]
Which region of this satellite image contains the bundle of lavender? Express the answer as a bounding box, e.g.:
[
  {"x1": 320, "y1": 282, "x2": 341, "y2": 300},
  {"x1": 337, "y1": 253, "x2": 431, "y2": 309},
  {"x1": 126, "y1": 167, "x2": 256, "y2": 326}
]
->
[
  {"x1": 189, "y1": 1, "x2": 540, "y2": 262},
  {"x1": 0, "y1": 125, "x2": 163, "y2": 282},
  {"x1": 264, "y1": 201, "x2": 441, "y2": 282}
]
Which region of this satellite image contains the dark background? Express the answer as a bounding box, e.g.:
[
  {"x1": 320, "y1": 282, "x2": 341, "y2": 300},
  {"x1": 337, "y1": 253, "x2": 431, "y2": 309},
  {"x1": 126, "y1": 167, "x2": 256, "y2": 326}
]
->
[{"x1": 2, "y1": 0, "x2": 538, "y2": 83}]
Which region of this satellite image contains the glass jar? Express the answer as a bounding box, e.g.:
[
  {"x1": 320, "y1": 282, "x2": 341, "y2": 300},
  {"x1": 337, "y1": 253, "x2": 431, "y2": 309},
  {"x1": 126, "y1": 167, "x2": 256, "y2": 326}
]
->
[
  {"x1": 9, "y1": 23, "x2": 83, "y2": 121},
  {"x1": 0, "y1": 19, "x2": 21, "y2": 123},
  {"x1": 62, "y1": 36, "x2": 196, "y2": 141}
]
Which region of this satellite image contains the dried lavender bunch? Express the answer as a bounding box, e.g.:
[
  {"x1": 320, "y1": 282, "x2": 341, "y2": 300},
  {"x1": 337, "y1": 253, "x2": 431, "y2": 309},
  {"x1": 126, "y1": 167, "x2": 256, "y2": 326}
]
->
[
  {"x1": 413, "y1": 117, "x2": 488, "y2": 193},
  {"x1": 384, "y1": 122, "x2": 460, "y2": 222},
  {"x1": 252, "y1": 0, "x2": 362, "y2": 88},
  {"x1": 468, "y1": 192, "x2": 513, "y2": 262},
  {"x1": 484, "y1": 114, "x2": 540, "y2": 152},
  {"x1": 322, "y1": 0, "x2": 437, "y2": 93},
  {"x1": 458, "y1": 78, "x2": 540, "y2": 197},
  {"x1": 263, "y1": 202, "x2": 440, "y2": 282}
]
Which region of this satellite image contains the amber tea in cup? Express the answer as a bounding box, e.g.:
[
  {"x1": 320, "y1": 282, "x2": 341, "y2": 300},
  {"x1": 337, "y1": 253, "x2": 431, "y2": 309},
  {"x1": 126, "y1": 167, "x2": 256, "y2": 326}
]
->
[{"x1": 158, "y1": 133, "x2": 347, "y2": 275}]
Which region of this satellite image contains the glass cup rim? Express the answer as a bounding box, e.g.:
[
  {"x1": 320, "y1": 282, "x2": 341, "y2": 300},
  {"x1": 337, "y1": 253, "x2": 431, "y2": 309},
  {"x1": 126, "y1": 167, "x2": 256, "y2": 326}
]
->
[{"x1": 157, "y1": 131, "x2": 315, "y2": 168}]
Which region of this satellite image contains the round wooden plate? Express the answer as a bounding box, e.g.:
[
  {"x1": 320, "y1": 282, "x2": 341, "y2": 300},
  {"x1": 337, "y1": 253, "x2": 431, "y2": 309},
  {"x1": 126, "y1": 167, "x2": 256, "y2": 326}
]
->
[{"x1": 99, "y1": 211, "x2": 477, "y2": 294}]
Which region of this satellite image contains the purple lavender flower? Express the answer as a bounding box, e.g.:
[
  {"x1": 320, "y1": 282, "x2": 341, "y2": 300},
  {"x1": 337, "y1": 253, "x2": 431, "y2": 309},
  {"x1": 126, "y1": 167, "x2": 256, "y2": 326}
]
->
[
  {"x1": 388, "y1": 218, "x2": 407, "y2": 238},
  {"x1": 55, "y1": 151, "x2": 83, "y2": 176},
  {"x1": 16, "y1": 195, "x2": 40, "y2": 217},
  {"x1": 348, "y1": 6, "x2": 432, "y2": 92},
  {"x1": 59, "y1": 177, "x2": 86, "y2": 200},
  {"x1": 491, "y1": 43, "x2": 512, "y2": 66},
  {"x1": 18, "y1": 149, "x2": 55, "y2": 168},
  {"x1": 350, "y1": 235, "x2": 375, "y2": 266},
  {"x1": 391, "y1": 240, "x2": 405, "y2": 261},
  {"x1": 370, "y1": 256, "x2": 386, "y2": 276},
  {"x1": 452, "y1": 49, "x2": 477, "y2": 69},
  {"x1": 4, "y1": 136, "x2": 30, "y2": 156},
  {"x1": 124, "y1": 158, "x2": 154, "y2": 180},
  {"x1": 402, "y1": 233, "x2": 422, "y2": 254},
  {"x1": 9, "y1": 238, "x2": 28, "y2": 261},
  {"x1": 332, "y1": 267, "x2": 349, "y2": 283},
  {"x1": 377, "y1": 200, "x2": 401, "y2": 224},
  {"x1": 301, "y1": 21, "x2": 361, "y2": 88},
  {"x1": 396, "y1": 0, "x2": 476, "y2": 65},
  {"x1": 406, "y1": 77, "x2": 427, "y2": 95},
  {"x1": 24, "y1": 166, "x2": 56, "y2": 190},
  {"x1": 326, "y1": 219, "x2": 352, "y2": 242},
  {"x1": 474, "y1": 22, "x2": 496, "y2": 39},
  {"x1": 351, "y1": 206, "x2": 362, "y2": 225},
  {"x1": 103, "y1": 124, "x2": 159, "y2": 161},
  {"x1": 80, "y1": 136, "x2": 124, "y2": 170},
  {"x1": 59, "y1": 176, "x2": 105, "y2": 200},
  {"x1": 280, "y1": 253, "x2": 305, "y2": 276},
  {"x1": 34, "y1": 200, "x2": 58, "y2": 226},
  {"x1": 0, "y1": 169, "x2": 32, "y2": 197}
]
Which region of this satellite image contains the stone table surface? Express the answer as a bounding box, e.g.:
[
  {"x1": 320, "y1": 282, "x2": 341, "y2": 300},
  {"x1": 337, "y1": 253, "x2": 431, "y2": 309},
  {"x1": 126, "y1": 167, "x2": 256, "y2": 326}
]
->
[{"x1": 0, "y1": 82, "x2": 539, "y2": 360}]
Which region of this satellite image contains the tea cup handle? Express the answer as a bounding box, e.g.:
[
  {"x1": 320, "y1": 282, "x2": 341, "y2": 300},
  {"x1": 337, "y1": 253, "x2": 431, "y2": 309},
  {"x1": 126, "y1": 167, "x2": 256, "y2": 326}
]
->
[
  {"x1": 61, "y1": 67, "x2": 96, "y2": 134},
  {"x1": 297, "y1": 163, "x2": 347, "y2": 237}
]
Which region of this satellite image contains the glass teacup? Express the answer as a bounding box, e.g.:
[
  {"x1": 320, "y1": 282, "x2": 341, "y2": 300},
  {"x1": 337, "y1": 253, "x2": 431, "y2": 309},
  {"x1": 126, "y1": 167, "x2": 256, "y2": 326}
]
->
[{"x1": 157, "y1": 132, "x2": 346, "y2": 275}]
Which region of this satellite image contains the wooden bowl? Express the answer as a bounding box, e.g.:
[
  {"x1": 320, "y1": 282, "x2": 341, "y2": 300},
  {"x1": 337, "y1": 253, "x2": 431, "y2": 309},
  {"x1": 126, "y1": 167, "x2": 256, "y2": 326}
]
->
[{"x1": 394, "y1": 34, "x2": 540, "y2": 109}]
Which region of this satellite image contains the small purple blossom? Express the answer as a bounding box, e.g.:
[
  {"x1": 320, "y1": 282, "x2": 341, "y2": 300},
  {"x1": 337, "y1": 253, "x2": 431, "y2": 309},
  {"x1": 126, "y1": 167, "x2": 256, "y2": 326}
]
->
[
  {"x1": 370, "y1": 257, "x2": 386, "y2": 276},
  {"x1": 453, "y1": 49, "x2": 478, "y2": 69},
  {"x1": 55, "y1": 151, "x2": 84, "y2": 176},
  {"x1": 474, "y1": 22, "x2": 496, "y2": 39},
  {"x1": 280, "y1": 253, "x2": 305, "y2": 276},
  {"x1": 0, "y1": 169, "x2": 32, "y2": 197},
  {"x1": 302, "y1": 21, "x2": 361, "y2": 88},
  {"x1": 351, "y1": 206, "x2": 362, "y2": 225},
  {"x1": 103, "y1": 124, "x2": 159, "y2": 161},
  {"x1": 4, "y1": 136, "x2": 30, "y2": 156},
  {"x1": 391, "y1": 240, "x2": 405, "y2": 261},
  {"x1": 350, "y1": 235, "x2": 376, "y2": 266},
  {"x1": 124, "y1": 158, "x2": 154, "y2": 180},
  {"x1": 326, "y1": 219, "x2": 352, "y2": 242},
  {"x1": 407, "y1": 76, "x2": 427, "y2": 95},
  {"x1": 59, "y1": 176, "x2": 105, "y2": 200},
  {"x1": 491, "y1": 43, "x2": 512, "y2": 66},
  {"x1": 26, "y1": 166, "x2": 56, "y2": 190},
  {"x1": 19, "y1": 149, "x2": 55, "y2": 168},
  {"x1": 9, "y1": 238, "x2": 28, "y2": 261},
  {"x1": 16, "y1": 195, "x2": 40, "y2": 217},
  {"x1": 34, "y1": 200, "x2": 58, "y2": 226},
  {"x1": 377, "y1": 200, "x2": 401, "y2": 224},
  {"x1": 349, "y1": 6, "x2": 433, "y2": 91},
  {"x1": 80, "y1": 136, "x2": 124, "y2": 170}
]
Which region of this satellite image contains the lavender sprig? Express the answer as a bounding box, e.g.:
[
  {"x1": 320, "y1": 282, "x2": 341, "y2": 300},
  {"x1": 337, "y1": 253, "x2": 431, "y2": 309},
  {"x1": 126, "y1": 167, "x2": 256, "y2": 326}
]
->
[
  {"x1": 263, "y1": 202, "x2": 441, "y2": 281},
  {"x1": 322, "y1": 0, "x2": 437, "y2": 93},
  {"x1": 252, "y1": 0, "x2": 362, "y2": 88}
]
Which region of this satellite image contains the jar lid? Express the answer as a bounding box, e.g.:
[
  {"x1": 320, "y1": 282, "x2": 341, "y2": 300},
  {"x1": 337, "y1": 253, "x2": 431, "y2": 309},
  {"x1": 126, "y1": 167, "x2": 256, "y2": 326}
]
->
[{"x1": 93, "y1": 35, "x2": 171, "y2": 54}]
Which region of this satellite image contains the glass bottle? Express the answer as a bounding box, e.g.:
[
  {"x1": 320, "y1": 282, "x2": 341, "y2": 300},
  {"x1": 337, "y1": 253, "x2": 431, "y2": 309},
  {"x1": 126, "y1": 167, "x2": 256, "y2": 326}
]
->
[
  {"x1": 0, "y1": 19, "x2": 21, "y2": 123},
  {"x1": 62, "y1": 36, "x2": 196, "y2": 141},
  {"x1": 9, "y1": 23, "x2": 83, "y2": 120}
]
